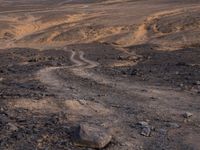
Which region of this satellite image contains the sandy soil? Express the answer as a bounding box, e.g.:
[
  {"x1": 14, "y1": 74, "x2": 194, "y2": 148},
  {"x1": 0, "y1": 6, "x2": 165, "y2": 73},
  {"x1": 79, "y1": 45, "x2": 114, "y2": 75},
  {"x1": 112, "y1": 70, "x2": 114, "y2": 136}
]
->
[{"x1": 0, "y1": 0, "x2": 200, "y2": 150}]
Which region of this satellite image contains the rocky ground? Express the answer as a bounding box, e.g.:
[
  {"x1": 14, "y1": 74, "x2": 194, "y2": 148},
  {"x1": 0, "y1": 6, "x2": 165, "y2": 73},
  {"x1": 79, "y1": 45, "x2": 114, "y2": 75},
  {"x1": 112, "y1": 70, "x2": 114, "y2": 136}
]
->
[{"x1": 0, "y1": 0, "x2": 200, "y2": 150}]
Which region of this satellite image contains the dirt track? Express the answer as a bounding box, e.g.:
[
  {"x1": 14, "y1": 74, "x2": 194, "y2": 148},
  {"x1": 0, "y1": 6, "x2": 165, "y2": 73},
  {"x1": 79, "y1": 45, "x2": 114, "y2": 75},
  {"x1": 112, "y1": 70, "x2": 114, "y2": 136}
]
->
[{"x1": 0, "y1": 0, "x2": 200, "y2": 150}]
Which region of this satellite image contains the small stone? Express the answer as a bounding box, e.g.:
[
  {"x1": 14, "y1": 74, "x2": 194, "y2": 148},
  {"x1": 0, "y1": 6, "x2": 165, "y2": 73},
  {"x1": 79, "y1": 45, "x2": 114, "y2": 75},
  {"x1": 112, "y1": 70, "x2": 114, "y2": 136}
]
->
[
  {"x1": 7, "y1": 123, "x2": 18, "y2": 131},
  {"x1": 166, "y1": 122, "x2": 180, "y2": 128},
  {"x1": 0, "y1": 107, "x2": 4, "y2": 111},
  {"x1": 183, "y1": 112, "x2": 193, "y2": 118},
  {"x1": 73, "y1": 124, "x2": 112, "y2": 149},
  {"x1": 141, "y1": 126, "x2": 151, "y2": 137},
  {"x1": 129, "y1": 68, "x2": 137, "y2": 76},
  {"x1": 195, "y1": 81, "x2": 200, "y2": 85},
  {"x1": 0, "y1": 78, "x2": 3, "y2": 81},
  {"x1": 175, "y1": 71, "x2": 179, "y2": 75},
  {"x1": 138, "y1": 121, "x2": 149, "y2": 127}
]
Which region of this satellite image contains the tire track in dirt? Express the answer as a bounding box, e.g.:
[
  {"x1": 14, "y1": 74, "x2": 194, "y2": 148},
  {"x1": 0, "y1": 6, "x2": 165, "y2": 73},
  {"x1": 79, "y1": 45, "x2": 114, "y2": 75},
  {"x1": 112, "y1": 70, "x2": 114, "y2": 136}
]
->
[
  {"x1": 36, "y1": 50, "x2": 81, "y2": 98},
  {"x1": 37, "y1": 50, "x2": 100, "y2": 98}
]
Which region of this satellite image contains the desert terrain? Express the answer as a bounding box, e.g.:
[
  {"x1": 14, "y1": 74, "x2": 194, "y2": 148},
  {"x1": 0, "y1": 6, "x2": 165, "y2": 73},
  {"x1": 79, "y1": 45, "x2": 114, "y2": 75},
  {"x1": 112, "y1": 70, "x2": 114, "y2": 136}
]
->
[{"x1": 0, "y1": 0, "x2": 200, "y2": 149}]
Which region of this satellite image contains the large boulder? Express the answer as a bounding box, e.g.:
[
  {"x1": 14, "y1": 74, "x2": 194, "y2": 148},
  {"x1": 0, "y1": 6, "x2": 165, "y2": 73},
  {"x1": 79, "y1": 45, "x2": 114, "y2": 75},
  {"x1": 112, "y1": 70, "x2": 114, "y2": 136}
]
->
[{"x1": 73, "y1": 124, "x2": 112, "y2": 149}]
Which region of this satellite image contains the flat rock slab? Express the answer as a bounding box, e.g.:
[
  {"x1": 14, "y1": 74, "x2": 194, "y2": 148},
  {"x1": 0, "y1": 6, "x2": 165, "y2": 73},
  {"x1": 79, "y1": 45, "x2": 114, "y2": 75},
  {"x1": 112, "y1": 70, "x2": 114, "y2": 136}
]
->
[{"x1": 73, "y1": 124, "x2": 112, "y2": 149}]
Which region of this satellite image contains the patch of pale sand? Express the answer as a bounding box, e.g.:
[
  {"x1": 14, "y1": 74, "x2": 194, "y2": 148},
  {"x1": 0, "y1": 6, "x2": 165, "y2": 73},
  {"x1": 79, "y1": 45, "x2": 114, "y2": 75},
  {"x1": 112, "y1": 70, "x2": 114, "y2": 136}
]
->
[
  {"x1": 116, "y1": 23, "x2": 147, "y2": 46},
  {"x1": 45, "y1": 31, "x2": 61, "y2": 43},
  {"x1": 66, "y1": 13, "x2": 87, "y2": 23},
  {"x1": 66, "y1": 12, "x2": 106, "y2": 24},
  {"x1": 12, "y1": 41, "x2": 64, "y2": 50},
  {"x1": 2, "y1": 25, "x2": 63, "y2": 49},
  {"x1": 56, "y1": 26, "x2": 126, "y2": 44},
  {"x1": 13, "y1": 15, "x2": 40, "y2": 37},
  {"x1": 116, "y1": 6, "x2": 200, "y2": 47},
  {"x1": 116, "y1": 9, "x2": 173, "y2": 46},
  {"x1": 27, "y1": 25, "x2": 126, "y2": 47},
  {"x1": 64, "y1": 100, "x2": 111, "y2": 117},
  {"x1": 8, "y1": 99, "x2": 61, "y2": 113},
  {"x1": 87, "y1": 26, "x2": 126, "y2": 42},
  {"x1": 1, "y1": 13, "x2": 108, "y2": 49},
  {"x1": 0, "y1": 30, "x2": 13, "y2": 38},
  {"x1": 8, "y1": 14, "x2": 68, "y2": 40},
  {"x1": 102, "y1": 0, "x2": 130, "y2": 4},
  {"x1": 110, "y1": 60, "x2": 136, "y2": 67},
  {"x1": 131, "y1": 24, "x2": 147, "y2": 44},
  {"x1": 0, "y1": 12, "x2": 128, "y2": 49},
  {"x1": 8, "y1": 99, "x2": 111, "y2": 119}
]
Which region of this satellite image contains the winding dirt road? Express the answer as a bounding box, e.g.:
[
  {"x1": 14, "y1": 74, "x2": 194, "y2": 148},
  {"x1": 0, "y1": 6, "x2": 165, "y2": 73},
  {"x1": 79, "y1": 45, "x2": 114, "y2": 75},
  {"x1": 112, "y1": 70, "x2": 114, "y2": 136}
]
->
[{"x1": 37, "y1": 49, "x2": 200, "y2": 123}]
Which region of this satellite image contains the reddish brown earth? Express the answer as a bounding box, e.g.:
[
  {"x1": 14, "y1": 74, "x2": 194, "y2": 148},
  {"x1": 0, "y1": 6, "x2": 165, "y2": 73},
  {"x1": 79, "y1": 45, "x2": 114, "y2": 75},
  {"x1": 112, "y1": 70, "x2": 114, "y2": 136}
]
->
[{"x1": 0, "y1": 0, "x2": 200, "y2": 150}]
